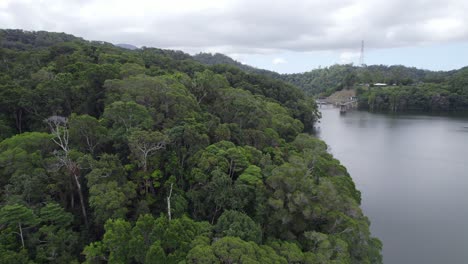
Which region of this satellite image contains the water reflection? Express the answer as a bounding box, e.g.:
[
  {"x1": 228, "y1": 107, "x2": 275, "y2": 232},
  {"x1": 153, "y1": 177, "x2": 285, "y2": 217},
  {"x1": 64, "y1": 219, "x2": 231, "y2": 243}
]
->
[{"x1": 317, "y1": 106, "x2": 468, "y2": 264}]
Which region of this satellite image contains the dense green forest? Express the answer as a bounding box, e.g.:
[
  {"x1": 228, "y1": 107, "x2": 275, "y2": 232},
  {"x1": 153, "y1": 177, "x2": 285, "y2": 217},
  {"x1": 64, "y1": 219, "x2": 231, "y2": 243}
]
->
[
  {"x1": 193, "y1": 53, "x2": 468, "y2": 112},
  {"x1": 193, "y1": 53, "x2": 281, "y2": 79},
  {"x1": 281, "y1": 64, "x2": 449, "y2": 96},
  {"x1": 283, "y1": 64, "x2": 468, "y2": 112},
  {"x1": 0, "y1": 29, "x2": 381, "y2": 263},
  {"x1": 356, "y1": 68, "x2": 468, "y2": 112},
  {"x1": 191, "y1": 53, "x2": 447, "y2": 95}
]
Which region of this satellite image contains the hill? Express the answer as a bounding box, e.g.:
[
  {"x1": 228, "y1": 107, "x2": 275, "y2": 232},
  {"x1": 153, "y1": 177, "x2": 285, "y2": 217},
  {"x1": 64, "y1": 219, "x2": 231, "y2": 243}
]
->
[
  {"x1": 192, "y1": 52, "x2": 468, "y2": 112},
  {"x1": 116, "y1": 43, "x2": 138, "y2": 50},
  {"x1": 193, "y1": 52, "x2": 281, "y2": 78},
  {"x1": 281, "y1": 64, "x2": 455, "y2": 96},
  {"x1": 0, "y1": 29, "x2": 382, "y2": 263}
]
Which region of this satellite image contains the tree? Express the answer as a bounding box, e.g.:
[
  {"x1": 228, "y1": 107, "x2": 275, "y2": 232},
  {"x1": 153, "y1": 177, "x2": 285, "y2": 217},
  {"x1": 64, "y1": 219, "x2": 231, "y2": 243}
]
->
[
  {"x1": 103, "y1": 75, "x2": 200, "y2": 128},
  {"x1": 168, "y1": 119, "x2": 210, "y2": 168},
  {"x1": 5, "y1": 172, "x2": 48, "y2": 205},
  {"x1": 214, "y1": 210, "x2": 262, "y2": 243},
  {"x1": 69, "y1": 113, "x2": 107, "y2": 155},
  {"x1": 237, "y1": 165, "x2": 262, "y2": 186},
  {"x1": 144, "y1": 241, "x2": 166, "y2": 264},
  {"x1": 86, "y1": 215, "x2": 211, "y2": 264},
  {"x1": 119, "y1": 63, "x2": 146, "y2": 78},
  {"x1": 186, "y1": 245, "x2": 219, "y2": 264},
  {"x1": 102, "y1": 219, "x2": 133, "y2": 263},
  {"x1": 0, "y1": 132, "x2": 51, "y2": 173},
  {"x1": 1, "y1": 29, "x2": 382, "y2": 263},
  {"x1": 128, "y1": 130, "x2": 168, "y2": 173},
  {"x1": 88, "y1": 181, "x2": 136, "y2": 225},
  {"x1": 0, "y1": 112, "x2": 16, "y2": 139},
  {"x1": 102, "y1": 101, "x2": 153, "y2": 139},
  {"x1": 128, "y1": 129, "x2": 168, "y2": 194},
  {"x1": 187, "y1": 142, "x2": 258, "y2": 221},
  {"x1": 45, "y1": 115, "x2": 88, "y2": 228},
  {"x1": 84, "y1": 154, "x2": 136, "y2": 225},
  {"x1": 0, "y1": 204, "x2": 37, "y2": 249},
  {"x1": 267, "y1": 240, "x2": 307, "y2": 263},
  {"x1": 35, "y1": 203, "x2": 79, "y2": 263},
  {"x1": 191, "y1": 69, "x2": 228, "y2": 104},
  {"x1": 210, "y1": 236, "x2": 287, "y2": 264},
  {"x1": 129, "y1": 214, "x2": 160, "y2": 263}
]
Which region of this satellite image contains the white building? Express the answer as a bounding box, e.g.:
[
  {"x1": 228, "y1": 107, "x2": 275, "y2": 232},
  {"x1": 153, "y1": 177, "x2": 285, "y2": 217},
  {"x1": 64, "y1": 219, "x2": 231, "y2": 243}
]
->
[{"x1": 373, "y1": 83, "x2": 387, "y2": 87}]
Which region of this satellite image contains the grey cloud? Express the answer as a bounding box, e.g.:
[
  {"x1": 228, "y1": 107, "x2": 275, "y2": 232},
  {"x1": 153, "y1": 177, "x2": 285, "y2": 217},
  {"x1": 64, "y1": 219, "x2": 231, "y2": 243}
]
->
[{"x1": 1, "y1": 0, "x2": 467, "y2": 54}]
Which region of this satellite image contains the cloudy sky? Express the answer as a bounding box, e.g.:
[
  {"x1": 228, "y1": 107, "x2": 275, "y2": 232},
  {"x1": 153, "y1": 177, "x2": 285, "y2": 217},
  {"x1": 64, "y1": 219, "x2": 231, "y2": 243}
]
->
[{"x1": 1, "y1": 0, "x2": 468, "y2": 73}]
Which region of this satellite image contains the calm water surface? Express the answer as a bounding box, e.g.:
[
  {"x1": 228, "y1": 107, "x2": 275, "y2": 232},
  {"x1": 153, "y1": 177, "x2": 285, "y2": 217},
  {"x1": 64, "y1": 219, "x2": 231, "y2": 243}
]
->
[{"x1": 317, "y1": 106, "x2": 468, "y2": 264}]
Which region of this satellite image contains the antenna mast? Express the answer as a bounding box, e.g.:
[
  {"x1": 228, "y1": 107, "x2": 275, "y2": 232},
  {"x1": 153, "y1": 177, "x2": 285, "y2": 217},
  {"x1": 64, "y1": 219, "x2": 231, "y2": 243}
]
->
[{"x1": 359, "y1": 40, "x2": 365, "y2": 66}]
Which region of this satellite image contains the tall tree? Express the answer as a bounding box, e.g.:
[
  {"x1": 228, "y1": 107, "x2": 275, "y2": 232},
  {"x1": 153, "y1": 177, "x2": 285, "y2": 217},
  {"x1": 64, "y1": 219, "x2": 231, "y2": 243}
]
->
[
  {"x1": 0, "y1": 204, "x2": 37, "y2": 249},
  {"x1": 45, "y1": 115, "x2": 88, "y2": 228},
  {"x1": 128, "y1": 129, "x2": 168, "y2": 194}
]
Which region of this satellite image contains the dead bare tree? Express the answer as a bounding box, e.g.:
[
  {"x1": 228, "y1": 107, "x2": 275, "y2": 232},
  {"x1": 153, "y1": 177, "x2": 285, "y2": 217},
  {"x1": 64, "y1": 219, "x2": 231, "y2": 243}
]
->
[
  {"x1": 128, "y1": 130, "x2": 168, "y2": 194},
  {"x1": 45, "y1": 116, "x2": 88, "y2": 228},
  {"x1": 167, "y1": 183, "x2": 173, "y2": 221}
]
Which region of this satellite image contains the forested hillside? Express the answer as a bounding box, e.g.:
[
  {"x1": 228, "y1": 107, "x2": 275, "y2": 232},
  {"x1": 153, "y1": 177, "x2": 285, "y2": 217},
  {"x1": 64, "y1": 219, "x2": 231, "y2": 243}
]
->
[
  {"x1": 282, "y1": 64, "x2": 468, "y2": 112},
  {"x1": 357, "y1": 67, "x2": 468, "y2": 112},
  {"x1": 193, "y1": 52, "x2": 281, "y2": 78},
  {"x1": 193, "y1": 53, "x2": 468, "y2": 112},
  {"x1": 0, "y1": 29, "x2": 381, "y2": 263}
]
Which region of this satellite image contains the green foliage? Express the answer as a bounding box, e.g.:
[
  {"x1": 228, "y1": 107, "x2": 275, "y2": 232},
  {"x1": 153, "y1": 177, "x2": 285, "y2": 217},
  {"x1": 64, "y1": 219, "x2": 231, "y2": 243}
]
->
[
  {"x1": 282, "y1": 64, "x2": 357, "y2": 95},
  {"x1": 88, "y1": 181, "x2": 136, "y2": 225},
  {"x1": 0, "y1": 132, "x2": 53, "y2": 203},
  {"x1": 210, "y1": 236, "x2": 287, "y2": 264},
  {"x1": 278, "y1": 63, "x2": 468, "y2": 112},
  {"x1": 102, "y1": 219, "x2": 133, "y2": 263},
  {"x1": 0, "y1": 29, "x2": 380, "y2": 264},
  {"x1": 102, "y1": 101, "x2": 153, "y2": 139},
  {"x1": 359, "y1": 82, "x2": 468, "y2": 112},
  {"x1": 39, "y1": 202, "x2": 74, "y2": 226},
  {"x1": 0, "y1": 204, "x2": 38, "y2": 229},
  {"x1": 237, "y1": 165, "x2": 262, "y2": 186},
  {"x1": 86, "y1": 215, "x2": 211, "y2": 263},
  {"x1": 128, "y1": 129, "x2": 168, "y2": 171},
  {"x1": 186, "y1": 244, "x2": 219, "y2": 264},
  {"x1": 191, "y1": 69, "x2": 229, "y2": 104},
  {"x1": 0, "y1": 115, "x2": 15, "y2": 141},
  {"x1": 281, "y1": 64, "x2": 449, "y2": 96},
  {"x1": 214, "y1": 210, "x2": 262, "y2": 243},
  {"x1": 104, "y1": 74, "x2": 200, "y2": 128},
  {"x1": 35, "y1": 203, "x2": 79, "y2": 263},
  {"x1": 193, "y1": 52, "x2": 281, "y2": 78},
  {"x1": 69, "y1": 113, "x2": 108, "y2": 155}
]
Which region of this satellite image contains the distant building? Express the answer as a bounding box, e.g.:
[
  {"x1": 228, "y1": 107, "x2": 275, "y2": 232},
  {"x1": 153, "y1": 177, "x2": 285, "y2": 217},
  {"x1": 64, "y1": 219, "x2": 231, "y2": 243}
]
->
[{"x1": 373, "y1": 83, "x2": 387, "y2": 87}]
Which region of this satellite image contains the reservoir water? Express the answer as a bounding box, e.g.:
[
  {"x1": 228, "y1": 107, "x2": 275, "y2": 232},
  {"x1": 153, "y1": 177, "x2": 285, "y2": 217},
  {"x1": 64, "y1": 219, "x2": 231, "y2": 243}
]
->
[{"x1": 317, "y1": 106, "x2": 468, "y2": 264}]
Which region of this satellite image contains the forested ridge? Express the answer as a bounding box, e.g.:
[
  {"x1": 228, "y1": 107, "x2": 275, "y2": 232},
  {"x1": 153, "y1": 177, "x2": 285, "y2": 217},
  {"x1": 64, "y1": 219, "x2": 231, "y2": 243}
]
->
[
  {"x1": 193, "y1": 53, "x2": 281, "y2": 79},
  {"x1": 284, "y1": 64, "x2": 468, "y2": 112},
  {"x1": 356, "y1": 67, "x2": 468, "y2": 112},
  {"x1": 0, "y1": 29, "x2": 381, "y2": 263},
  {"x1": 194, "y1": 53, "x2": 468, "y2": 112}
]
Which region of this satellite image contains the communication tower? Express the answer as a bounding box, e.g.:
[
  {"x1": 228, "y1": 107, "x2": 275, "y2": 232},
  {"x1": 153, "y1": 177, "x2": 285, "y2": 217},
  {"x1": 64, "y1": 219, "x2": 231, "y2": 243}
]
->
[{"x1": 359, "y1": 40, "x2": 365, "y2": 66}]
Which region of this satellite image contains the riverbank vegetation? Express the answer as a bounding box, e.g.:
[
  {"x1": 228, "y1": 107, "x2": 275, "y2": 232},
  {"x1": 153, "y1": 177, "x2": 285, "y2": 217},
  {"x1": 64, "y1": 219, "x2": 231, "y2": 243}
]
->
[
  {"x1": 281, "y1": 64, "x2": 468, "y2": 112},
  {"x1": 0, "y1": 29, "x2": 381, "y2": 263},
  {"x1": 357, "y1": 68, "x2": 468, "y2": 112}
]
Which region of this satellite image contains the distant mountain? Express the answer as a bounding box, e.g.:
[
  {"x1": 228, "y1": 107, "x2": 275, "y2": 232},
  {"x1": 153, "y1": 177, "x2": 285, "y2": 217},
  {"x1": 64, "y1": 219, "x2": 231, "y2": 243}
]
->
[
  {"x1": 0, "y1": 29, "x2": 84, "y2": 50},
  {"x1": 193, "y1": 52, "x2": 280, "y2": 78},
  {"x1": 192, "y1": 52, "x2": 461, "y2": 96},
  {"x1": 116, "y1": 43, "x2": 138, "y2": 50}
]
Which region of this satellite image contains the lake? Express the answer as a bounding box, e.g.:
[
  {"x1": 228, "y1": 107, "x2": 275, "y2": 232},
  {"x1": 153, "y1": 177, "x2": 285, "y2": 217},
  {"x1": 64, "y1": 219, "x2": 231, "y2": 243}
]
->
[{"x1": 316, "y1": 106, "x2": 468, "y2": 264}]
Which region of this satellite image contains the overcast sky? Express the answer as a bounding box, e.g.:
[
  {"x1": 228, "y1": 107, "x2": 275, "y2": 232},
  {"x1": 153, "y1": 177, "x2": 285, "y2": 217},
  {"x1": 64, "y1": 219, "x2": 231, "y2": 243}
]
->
[{"x1": 1, "y1": 0, "x2": 468, "y2": 73}]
